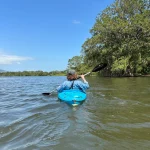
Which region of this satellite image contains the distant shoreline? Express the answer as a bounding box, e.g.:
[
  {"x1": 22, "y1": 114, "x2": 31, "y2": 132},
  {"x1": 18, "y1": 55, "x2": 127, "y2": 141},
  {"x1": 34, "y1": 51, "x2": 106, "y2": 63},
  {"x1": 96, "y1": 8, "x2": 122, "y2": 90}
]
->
[
  {"x1": 142, "y1": 74, "x2": 150, "y2": 77},
  {"x1": 0, "y1": 74, "x2": 150, "y2": 77}
]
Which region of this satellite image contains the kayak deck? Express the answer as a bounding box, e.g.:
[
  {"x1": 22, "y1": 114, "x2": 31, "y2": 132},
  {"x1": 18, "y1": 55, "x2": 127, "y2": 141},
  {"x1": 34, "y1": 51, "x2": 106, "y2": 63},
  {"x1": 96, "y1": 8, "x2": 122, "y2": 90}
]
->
[{"x1": 58, "y1": 90, "x2": 86, "y2": 106}]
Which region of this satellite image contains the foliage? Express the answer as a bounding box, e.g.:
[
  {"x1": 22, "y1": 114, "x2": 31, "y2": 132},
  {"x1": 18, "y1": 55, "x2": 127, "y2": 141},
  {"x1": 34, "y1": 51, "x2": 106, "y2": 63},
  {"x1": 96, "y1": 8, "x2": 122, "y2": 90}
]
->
[
  {"x1": 0, "y1": 70, "x2": 66, "y2": 76},
  {"x1": 67, "y1": 56, "x2": 83, "y2": 70},
  {"x1": 82, "y1": 0, "x2": 150, "y2": 76},
  {"x1": 67, "y1": 55, "x2": 92, "y2": 74}
]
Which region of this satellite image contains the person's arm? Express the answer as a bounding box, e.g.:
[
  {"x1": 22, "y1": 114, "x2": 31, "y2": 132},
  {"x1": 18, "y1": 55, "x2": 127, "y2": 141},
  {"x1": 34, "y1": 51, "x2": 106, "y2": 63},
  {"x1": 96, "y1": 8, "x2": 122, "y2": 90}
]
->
[
  {"x1": 77, "y1": 75, "x2": 89, "y2": 92},
  {"x1": 57, "y1": 82, "x2": 66, "y2": 93},
  {"x1": 80, "y1": 75, "x2": 88, "y2": 83}
]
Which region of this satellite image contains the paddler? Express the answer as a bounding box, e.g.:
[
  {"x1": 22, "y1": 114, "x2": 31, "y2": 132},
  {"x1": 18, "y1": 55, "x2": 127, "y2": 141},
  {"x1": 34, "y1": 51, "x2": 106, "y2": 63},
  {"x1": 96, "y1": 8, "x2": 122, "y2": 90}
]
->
[{"x1": 57, "y1": 70, "x2": 89, "y2": 93}]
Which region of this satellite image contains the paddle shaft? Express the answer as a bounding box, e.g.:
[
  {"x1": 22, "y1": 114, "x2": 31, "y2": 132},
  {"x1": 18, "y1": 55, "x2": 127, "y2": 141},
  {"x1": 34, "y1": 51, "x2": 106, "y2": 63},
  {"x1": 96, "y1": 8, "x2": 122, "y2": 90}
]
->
[
  {"x1": 42, "y1": 63, "x2": 107, "y2": 95},
  {"x1": 83, "y1": 72, "x2": 91, "y2": 76},
  {"x1": 42, "y1": 72, "x2": 90, "y2": 95}
]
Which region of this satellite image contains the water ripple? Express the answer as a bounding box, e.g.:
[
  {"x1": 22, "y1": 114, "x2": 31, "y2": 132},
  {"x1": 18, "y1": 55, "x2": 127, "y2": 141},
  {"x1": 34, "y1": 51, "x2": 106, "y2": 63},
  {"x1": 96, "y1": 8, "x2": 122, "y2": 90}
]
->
[{"x1": 0, "y1": 76, "x2": 150, "y2": 150}]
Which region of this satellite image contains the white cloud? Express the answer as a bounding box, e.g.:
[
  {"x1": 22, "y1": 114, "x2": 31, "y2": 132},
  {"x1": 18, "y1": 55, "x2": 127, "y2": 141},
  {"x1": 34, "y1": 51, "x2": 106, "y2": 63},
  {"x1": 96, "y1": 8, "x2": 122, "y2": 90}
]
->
[
  {"x1": 72, "y1": 20, "x2": 81, "y2": 24},
  {"x1": 0, "y1": 52, "x2": 33, "y2": 65},
  {"x1": 17, "y1": 62, "x2": 21, "y2": 64}
]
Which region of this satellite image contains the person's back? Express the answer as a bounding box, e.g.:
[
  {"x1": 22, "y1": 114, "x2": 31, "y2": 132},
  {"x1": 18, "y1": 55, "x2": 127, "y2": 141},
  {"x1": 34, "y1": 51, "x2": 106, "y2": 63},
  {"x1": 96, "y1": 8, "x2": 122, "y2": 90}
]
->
[{"x1": 57, "y1": 70, "x2": 89, "y2": 93}]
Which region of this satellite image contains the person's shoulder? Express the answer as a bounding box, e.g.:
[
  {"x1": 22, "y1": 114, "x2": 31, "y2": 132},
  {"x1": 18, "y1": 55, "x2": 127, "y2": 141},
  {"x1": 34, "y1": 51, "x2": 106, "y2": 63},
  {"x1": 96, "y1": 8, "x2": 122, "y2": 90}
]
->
[
  {"x1": 75, "y1": 80, "x2": 82, "y2": 83},
  {"x1": 75, "y1": 80, "x2": 88, "y2": 84},
  {"x1": 63, "y1": 80, "x2": 69, "y2": 83},
  {"x1": 63, "y1": 80, "x2": 71, "y2": 84}
]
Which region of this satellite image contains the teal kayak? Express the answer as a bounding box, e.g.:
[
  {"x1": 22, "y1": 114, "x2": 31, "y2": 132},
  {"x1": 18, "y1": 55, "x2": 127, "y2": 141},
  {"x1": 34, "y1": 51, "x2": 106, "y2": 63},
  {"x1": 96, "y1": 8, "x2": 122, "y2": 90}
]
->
[{"x1": 58, "y1": 90, "x2": 87, "y2": 106}]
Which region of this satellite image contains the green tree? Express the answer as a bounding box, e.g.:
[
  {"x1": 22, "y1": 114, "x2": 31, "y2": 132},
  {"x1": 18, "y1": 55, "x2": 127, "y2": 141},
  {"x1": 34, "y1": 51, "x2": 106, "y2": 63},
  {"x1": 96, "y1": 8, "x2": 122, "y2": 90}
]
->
[
  {"x1": 67, "y1": 55, "x2": 91, "y2": 74},
  {"x1": 67, "y1": 56, "x2": 83, "y2": 70},
  {"x1": 82, "y1": 0, "x2": 150, "y2": 76}
]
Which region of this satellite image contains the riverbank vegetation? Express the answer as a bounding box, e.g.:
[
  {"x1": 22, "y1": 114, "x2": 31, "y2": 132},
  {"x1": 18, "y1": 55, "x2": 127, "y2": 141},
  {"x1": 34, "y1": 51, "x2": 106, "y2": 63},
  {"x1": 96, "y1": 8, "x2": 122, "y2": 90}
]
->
[
  {"x1": 0, "y1": 70, "x2": 66, "y2": 76},
  {"x1": 68, "y1": 0, "x2": 150, "y2": 77}
]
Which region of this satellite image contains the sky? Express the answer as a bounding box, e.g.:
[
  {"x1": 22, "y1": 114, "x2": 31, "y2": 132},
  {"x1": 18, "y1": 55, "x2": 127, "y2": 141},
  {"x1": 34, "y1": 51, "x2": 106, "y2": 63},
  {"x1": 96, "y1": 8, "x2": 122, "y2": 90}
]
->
[{"x1": 0, "y1": 0, "x2": 114, "y2": 71}]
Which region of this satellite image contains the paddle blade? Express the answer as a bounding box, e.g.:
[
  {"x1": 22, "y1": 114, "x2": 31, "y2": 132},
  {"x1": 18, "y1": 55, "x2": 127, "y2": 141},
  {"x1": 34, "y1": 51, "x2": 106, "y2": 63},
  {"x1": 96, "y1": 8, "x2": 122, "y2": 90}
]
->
[
  {"x1": 42, "y1": 93, "x2": 51, "y2": 95},
  {"x1": 92, "y1": 63, "x2": 107, "y2": 72}
]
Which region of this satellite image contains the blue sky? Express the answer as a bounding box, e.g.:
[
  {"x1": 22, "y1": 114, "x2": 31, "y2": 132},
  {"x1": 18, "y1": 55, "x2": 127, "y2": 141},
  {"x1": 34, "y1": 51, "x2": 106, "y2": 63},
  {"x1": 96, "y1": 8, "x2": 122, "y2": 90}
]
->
[{"x1": 0, "y1": 0, "x2": 114, "y2": 71}]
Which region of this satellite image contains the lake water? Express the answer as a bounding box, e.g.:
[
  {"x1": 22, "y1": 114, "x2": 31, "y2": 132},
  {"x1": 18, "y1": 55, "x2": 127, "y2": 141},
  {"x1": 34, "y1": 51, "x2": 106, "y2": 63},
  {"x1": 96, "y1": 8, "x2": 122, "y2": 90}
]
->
[{"x1": 0, "y1": 76, "x2": 150, "y2": 150}]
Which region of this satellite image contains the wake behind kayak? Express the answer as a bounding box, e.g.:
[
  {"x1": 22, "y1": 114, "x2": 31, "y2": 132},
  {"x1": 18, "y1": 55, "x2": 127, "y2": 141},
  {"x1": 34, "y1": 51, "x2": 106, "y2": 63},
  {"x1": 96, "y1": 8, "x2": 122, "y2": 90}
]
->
[{"x1": 58, "y1": 90, "x2": 86, "y2": 106}]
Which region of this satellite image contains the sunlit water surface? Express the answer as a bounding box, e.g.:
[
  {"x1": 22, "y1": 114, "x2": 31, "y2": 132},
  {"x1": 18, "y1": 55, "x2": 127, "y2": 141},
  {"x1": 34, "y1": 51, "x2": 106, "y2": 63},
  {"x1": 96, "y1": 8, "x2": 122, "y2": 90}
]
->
[{"x1": 0, "y1": 76, "x2": 150, "y2": 150}]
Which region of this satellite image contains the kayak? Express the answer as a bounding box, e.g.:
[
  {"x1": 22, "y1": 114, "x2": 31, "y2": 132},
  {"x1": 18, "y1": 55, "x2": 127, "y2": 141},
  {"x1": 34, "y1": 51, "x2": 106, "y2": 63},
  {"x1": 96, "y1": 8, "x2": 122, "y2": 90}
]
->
[
  {"x1": 58, "y1": 90, "x2": 87, "y2": 106},
  {"x1": 58, "y1": 90, "x2": 86, "y2": 106}
]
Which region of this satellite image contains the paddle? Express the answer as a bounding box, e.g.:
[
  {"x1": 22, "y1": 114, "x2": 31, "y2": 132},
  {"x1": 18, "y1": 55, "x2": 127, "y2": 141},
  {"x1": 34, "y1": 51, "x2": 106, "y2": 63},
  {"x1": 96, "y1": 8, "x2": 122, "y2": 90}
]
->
[
  {"x1": 77, "y1": 63, "x2": 107, "y2": 79},
  {"x1": 42, "y1": 63, "x2": 107, "y2": 95}
]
